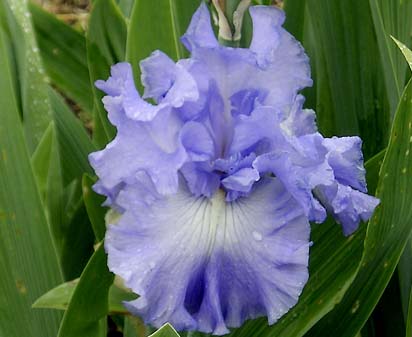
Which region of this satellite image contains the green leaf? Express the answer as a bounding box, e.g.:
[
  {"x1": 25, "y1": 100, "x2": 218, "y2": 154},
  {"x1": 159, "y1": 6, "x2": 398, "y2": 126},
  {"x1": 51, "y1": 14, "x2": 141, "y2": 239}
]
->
[
  {"x1": 283, "y1": 0, "x2": 306, "y2": 42},
  {"x1": 149, "y1": 323, "x2": 180, "y2": 337},
  {"x1": 124, "y1": 316, "x2": 146, "y2": 337},
  {"x1": 31, "y1": 101, "x2": 95, "y2": 281},
  {"x1": 304, "y1": 0, "x2": 389, "y2": 159},
  {"x1": 393, "y1": 37, "x2": 412, "y2": 322},
  {"x1": 32, "y1": 90, "x2": 96, "y2": 280},
  {"x1": 0, "y1": 26, "x2": 63, "y2": 337},
  {"x1": 31, "y1": 122, "x2": 55, "y2": 199},
  {"x1": 33, "y1": 277, "x2": 136, "y2": 314},
  {"x1": 49, "y1": 88, "x2": 95, "y2": 185},
  {"x1": 126, "y1": 0, "x2": 201, "y2": 86},
  {"x1": 108, "y1": 281, "x2": 138, "y2": 313},
  {"x1": 82, "y1": 174, "x2": 107, "y2": 242},
  {"x1": 369, "y1": 0, "x2": 412, "y2": 116},
  {"x1": 117, "y1": 0, "x2": 135, "y2": 18},
  {"x1": 391, "y1": 35, "x2": 412, "y2": 73},
  {"x1": 1, "y1": 0, "x2": 52, "y2": 153},
  {"x1": 400, "y1": 238, "x2": 412, "y2": 320},
  {"x1": 227, "y1": 148, "x2": 383, "y2": 337},
  {"x1": 31, "y1": 121, "x2": 66, "y2": 259},
  {"x1": 307, "y1": 78, "x2": 412, "y2": 337},
  {"x1": 29, "y1": 3, "x2": 93, "y2": 113},
  {"x1": 33, "y1": 279, "x2": 79, "y2": 311},
  {"x1": 87, "y1": 0, "x2": 127, "y2": 148},
  {"x1": 364, "y1": 149, "x2": 386, "y2": 196},
  {"x1": 57, "y1": 244, "x2": 114, "y2": 337},
  {"x1": 59, "y1": 197, "x2": 96, "y2": 280},
  {"x1": 407, "y1": 289, "x2": 412, "y2": 337}
]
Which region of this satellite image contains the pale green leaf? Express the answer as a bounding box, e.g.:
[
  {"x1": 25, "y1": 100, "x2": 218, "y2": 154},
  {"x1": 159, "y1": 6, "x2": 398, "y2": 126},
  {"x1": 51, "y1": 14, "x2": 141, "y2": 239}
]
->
[
  {"x1": 391, "y1": 36, "x2": 412, "y2": 75},
  {"x1": 149, "y1": 323, "x2": 180, "y2": 337},
  {"x1": 33, "y1": 277, "x2": 136, "y2": 314},
  {"x1": 1, "y1": 0, "x2": 52, "y2": 152},
  {"x1": 0, "y1": 26, "x2": 63, "y2": 337}
]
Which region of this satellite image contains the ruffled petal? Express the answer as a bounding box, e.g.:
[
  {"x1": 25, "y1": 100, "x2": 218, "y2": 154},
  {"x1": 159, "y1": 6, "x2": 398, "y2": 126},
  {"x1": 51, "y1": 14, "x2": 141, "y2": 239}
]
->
[
  {"x1": 315, "y1": 184, "x2": 380, "y2": 235},
  {"x1": 181, "y1": 2, "x2": 219, "y2": 52},
  {"x1": 140, "y1": 50, "x2": 177, "y2": 100},
  {"x1": 186, "y1": 25, "x2": 312, "y2": 114},
  {"x1": 221, "y1": 167, "x2": 260, "y2": 201},
  {"x1": 249, "y1": 5, "x2": 285, "y2": 66},
  {"x1": 89, "y1": 108, "x2": 187, "y2": 197},
  {"x1": 253, "y1": 133, "x2": 335, "y2": 222},
  {"x1": 323, "y1": 136, "x2": 367, "y2": 192},
  {"x1": 105, "y1": 177, "x2": 310, "y2": 334},
  {"x1": 96, "y1": 62, "x2": 163, "y2": 123},
  {"x1": 140, "y1": 51, "x2": 199, "y2": 107},
  {"x1": 180, "y1": 162, "x2": 220, "y2": 198},
  {"x1": 281, "y1": 95, "x2": 317, "y2": 136},
  {"x1": 230, "y1": 89, "x2": 267, "y2": 117},
  {"x1": 229, "y1": 106, "x2": 281, "y2": 155},
  {"x1": 180, "y1": 121, "x2": 215, "y2": 161}
]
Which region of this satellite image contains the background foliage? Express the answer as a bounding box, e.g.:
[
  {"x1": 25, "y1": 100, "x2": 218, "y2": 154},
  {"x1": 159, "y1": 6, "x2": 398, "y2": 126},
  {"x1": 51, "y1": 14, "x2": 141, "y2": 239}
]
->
[{"x1": 0, "y1": 0, "x2": 411, "y2": 336}]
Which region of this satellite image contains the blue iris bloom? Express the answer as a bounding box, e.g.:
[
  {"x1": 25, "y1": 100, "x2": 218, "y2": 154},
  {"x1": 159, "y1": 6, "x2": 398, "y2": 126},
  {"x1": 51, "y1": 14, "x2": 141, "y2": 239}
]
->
[{"x1": 89, "y1": 3, "x2": 379, "y2": 335}]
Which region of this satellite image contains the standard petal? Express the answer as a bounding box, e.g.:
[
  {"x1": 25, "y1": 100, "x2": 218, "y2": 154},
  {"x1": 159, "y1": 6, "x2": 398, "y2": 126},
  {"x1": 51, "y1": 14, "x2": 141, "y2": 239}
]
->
[
  {"x1": 229, "y1": 106, "x2": 282, "y2": 155},
  {"x1": 181, "y1": 2, "x2": 219, "y2": 52},
  {"x1": 140, "y1": 50, "x2": 176, "y2": 100},
  {"x1": 249, "y1": 5, "x2": 285, "y2": 66},
  {"x1": 230, "y1": 89, "x2": 267, "y2": 117},
  {"x1": 105, "y1": 177, "x2": 310, "y2": 334},
  {"x1": 180, "y1": 121, "x2": 215, "y2": 161},
  {"x1": 187, "y1": 45, "x2": 311, "y2": 115},
  {"x1": 140, "y1": 51, "x2": 199, "y2": 107},
  {"x1": 316, "y1": 183, "x2": 380, "y2": 236},
  {"x1": 96, "y1": 62, "x2": 164, "y2": 123}
]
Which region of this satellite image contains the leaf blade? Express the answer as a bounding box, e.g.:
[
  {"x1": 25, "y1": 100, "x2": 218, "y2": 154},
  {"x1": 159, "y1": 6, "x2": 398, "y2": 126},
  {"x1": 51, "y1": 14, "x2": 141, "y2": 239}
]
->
[
  {"x1": 57, "y1": 244, "x2": 114, "y2": 337},
  {"x1": 0, "y1": 24, "x2": 63, "y2": 337},
  {"x1": 30, "y1": 3, "x2": 93, "y2": 113},
  {"x1": 126, "y1": 0, "x2": 201, "y2": 86}
]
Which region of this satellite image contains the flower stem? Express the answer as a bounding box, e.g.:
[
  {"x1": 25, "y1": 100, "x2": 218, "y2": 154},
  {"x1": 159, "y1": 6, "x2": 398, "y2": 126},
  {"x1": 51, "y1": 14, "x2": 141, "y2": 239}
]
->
[{"x1": 212, "y1": 0, "x2": 251, "y2": 47}]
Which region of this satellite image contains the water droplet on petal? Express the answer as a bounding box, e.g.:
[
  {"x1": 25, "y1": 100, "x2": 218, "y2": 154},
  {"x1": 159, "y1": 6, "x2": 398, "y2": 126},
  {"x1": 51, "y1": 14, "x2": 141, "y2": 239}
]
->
[{"x1": 252, "y1": 231, "x2": 262, "y2": 241}]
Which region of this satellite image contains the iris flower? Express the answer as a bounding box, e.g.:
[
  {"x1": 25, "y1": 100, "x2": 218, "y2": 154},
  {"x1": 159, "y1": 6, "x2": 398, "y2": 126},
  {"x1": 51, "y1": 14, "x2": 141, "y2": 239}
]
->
[{"x1": 89, "y1": 3, "x2": 379, "y2": 335}]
